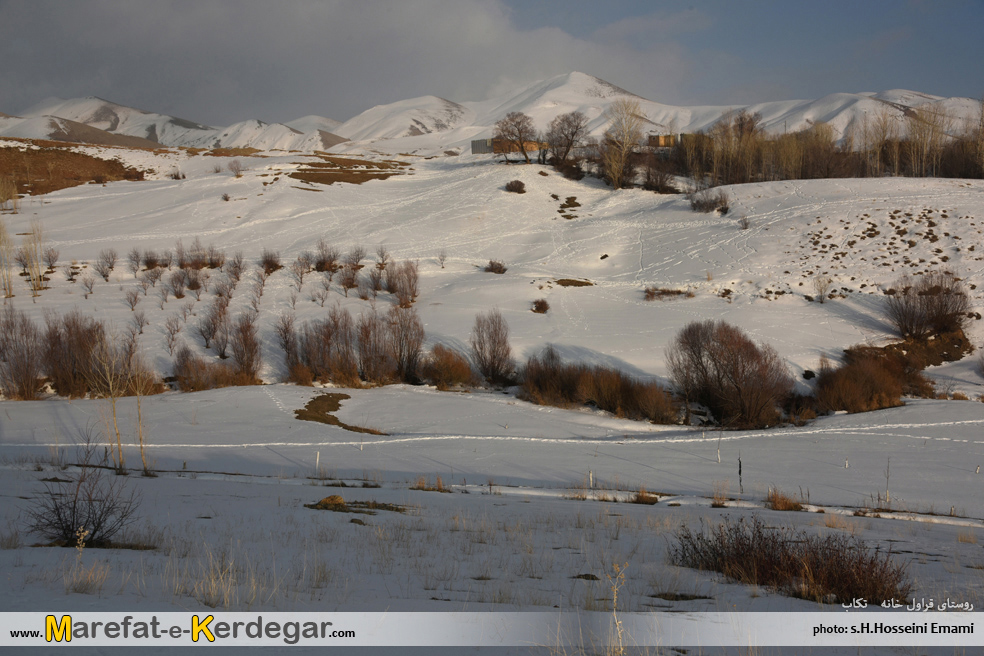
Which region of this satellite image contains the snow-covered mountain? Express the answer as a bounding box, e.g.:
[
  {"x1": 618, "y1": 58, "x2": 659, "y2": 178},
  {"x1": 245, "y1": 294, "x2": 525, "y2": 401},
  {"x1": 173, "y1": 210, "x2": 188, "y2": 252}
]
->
[
  {"x1": 2, "y1": 96, "x2": 348, "y2": 151},
  {"x1": 3, "y1": 73, "x2": 980, "y2": 155},
  {"x1": 330, "y1": 72, "x2": 982, "y2": 155}
]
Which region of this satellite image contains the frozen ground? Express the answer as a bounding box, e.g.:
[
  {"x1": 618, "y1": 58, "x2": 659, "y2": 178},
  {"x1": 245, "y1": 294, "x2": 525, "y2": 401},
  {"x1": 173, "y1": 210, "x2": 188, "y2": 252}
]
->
[{"x1": 1, "y1": 143, "x2": 983, "y2": 653}]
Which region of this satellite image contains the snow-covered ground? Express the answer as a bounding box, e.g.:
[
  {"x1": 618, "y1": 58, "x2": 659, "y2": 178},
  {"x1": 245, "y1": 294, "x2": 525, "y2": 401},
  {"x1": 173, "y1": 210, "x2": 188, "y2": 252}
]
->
[{"x1": 1, "y1": 143, "x2": 983, "y2": 653}]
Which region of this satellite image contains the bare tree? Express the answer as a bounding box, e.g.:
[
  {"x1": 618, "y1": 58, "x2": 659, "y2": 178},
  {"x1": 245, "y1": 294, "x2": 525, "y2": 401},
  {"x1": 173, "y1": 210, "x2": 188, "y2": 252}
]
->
[
  {"x1": 388, "y1": 306, "x2": 424, "y2": 382},
  {"x1": 601, "y1": 99, "x2": 644, "y2": 189},
  {"x1": 275, "y1": 311, "x2": 298, "y2": 371},
  {"x1": 86, "y1": 334, "x2": 131, "y2": 471},
  {"x1": 80, "y1": 273, "x2": 96, "y2": 299},
  {"x1": 470, "y1": 308, "x2": 513, "y2": 386},
  {"x1": 228, "y1": 160, "x2": 244, "y2": 178},
  {"x1": 126, "y1": 248, "x2": 142, "y2": 276},
  {"x1": 163, "y1": 314, "x2": 182, "y2": 355},
  {"x1": 0, "y1": 218, "x2": 13, "y2": 299},
  {"x1": 123, "y1": 288, "x2": 141, "y2": 311},
  {"x1": 357, "y1": 310, "x2": 393, "y2": 384},
  {"x1": 230, "y1": 311, "x2": 261, "y2": 380},
  {"x1": 494, "y1": 112, "x2": 537, "y2": 164},
  {"x1": 546, "y1": 110, "x2": 589, "y2": 162},
  {"x1": 0, "y1": 306, "x2": 42, "y2": 399},
  {"x1": 666, "y1": 320, "x2": 792, "y2": 429},
  {"x1": 43, "y1": 246, "x2": 59, "y2": 271},
  {"x1": 437, "y1": 248, "x2": 447, "y2": 269}
]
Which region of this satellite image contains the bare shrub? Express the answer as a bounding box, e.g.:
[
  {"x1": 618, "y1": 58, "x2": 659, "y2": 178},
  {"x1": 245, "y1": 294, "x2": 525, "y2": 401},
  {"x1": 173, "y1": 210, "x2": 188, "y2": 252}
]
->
[
  {"x1": 531, "y1": 298, "x2": 549, "y2": 313},
  {"x1": 388, "y1": 306, "x2": 425, "y2": 383},
  {"x1": 25, "y1": 429, "x2": 140, "y2": 546},
  {"x1": 484, "y1": 260, "x2": 507, "y2": 274},
  {"x1": 99, "y1": 248, "x2": 117, "y2": 275},
  {"x1": 437, "y1": 248, "x2": 447, "y2": 269},
  {"x1": 289, "y1": 257, "x2": 309, "y2": 291},
  {"x1": 666, "y1": 320, "x2": 792, "y2": 428},
  {"x1": 126, "y1": 248, "x2": 141, "y2": 276},
  {"x1": 688, "y1": 188, "x2": 730, "y2": 213},
  {"x1": 315, "y1": 239, "x2": 339, "y2": 275},
  {"x1": 229, "y1": 311, "x2": 261, "y2": 382},
  {"x1": 196, "y1": 299, "x2": 228, "y2": 350},
  {"x1": 670, "y1": 516, "x2": 911, "y2": 604},
  {"x1": 163, "y1": 315, "x2": 182, "y2": 356},
  {"x1": 421, "y1": 344, "x2": 475, "y2": 390},
  {"x1": 185, "y1": 269, "x2": 204, "y2": 300},
  {"x1": 504, "y1": 180, "x2": 526, "y2": 193},
  {"x1": 520, "y1": 345, "x2": 677, "y2": 423},
  {"x1": 389, "y1": 260, "x2": 419, "y2": 307},
  {"x1": 356, "y1": 310, "x2": 395, "y2": 384},
  {"x1": 43, "y1": 246, "x2": 59, "y2": 270},
  {"x1": 143, "y1": 250, "x2": 160, "y2": 271},
  {"x1": 80, "y1": 273, "x2": 96, "y2": 298},
  {"x1": 168, "y1": 270, "x2": 187, "y2": 299},
  {"x1": 0, "y1": 306, "x2": 43, "y2": 400},
  {"x1": 298, "y1": 306, "x2": 359, "y2": 386},
  {"x1": 644, "y1": 287, "x2": 694, "y2": 301},
  {"x1": 885, "y1": 271, "x2": 970, "y2": 338},
  {"x1": 172, "y1": 346, "x2": 251, "y2": 392},
  {"x1": 815, "y1": 354, "x2": 904, "y2": 414},
  {"x1": 275, "y1": 311, "x2": 298, "y2": 372},
  {"x1": 226, "y1": 251, "x2": 245, "y2": 282},
  {"x1": 205, "y1": 244, "x2": 225, "y2": 270},
  {"x1": 228, "y1": 160, "x2": 244, "y2": 178},
  {"x1": 41, "y1": 310, "x2": 104, "y2": 398},
  {"x1": 375, "y1": 245, "x2": 390, "y2": 270},
  {"x1": 346, "y1": 246, "x2": 367, "y2": 268},
  {"x1": 123, "y1": 288, "x2": 140, "y2": 311},
  {"x1": 470, "y1": 308, "x2": 513, "y2": 386},
  {"x1": 338, "y1": 266, "x2": 358, "y2": 296},
  {"x1": 131, "y1": 310, "x2": 148, "y2": 335},
  {"x1": 260, "y1": 249, "x2": 281, "y2": 275}
]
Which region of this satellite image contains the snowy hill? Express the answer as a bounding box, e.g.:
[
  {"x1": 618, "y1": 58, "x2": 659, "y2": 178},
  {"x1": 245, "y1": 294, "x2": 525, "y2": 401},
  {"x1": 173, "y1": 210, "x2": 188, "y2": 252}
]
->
[
  {"x1": 331, "y1": 71, "x2": 982, "y2": 155},
  {"x1": 4, "y1": 74, "x2": 979, "y2": 156},
  {"x1": 5, "y1": 96, "x2": 347, "y2": 151}
]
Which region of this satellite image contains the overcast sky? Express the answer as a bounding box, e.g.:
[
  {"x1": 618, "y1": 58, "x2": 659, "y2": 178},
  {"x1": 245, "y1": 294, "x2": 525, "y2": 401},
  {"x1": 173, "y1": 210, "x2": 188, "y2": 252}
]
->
[{"x1": 2, "y1": 0, "x2": 982, "y2": 127}]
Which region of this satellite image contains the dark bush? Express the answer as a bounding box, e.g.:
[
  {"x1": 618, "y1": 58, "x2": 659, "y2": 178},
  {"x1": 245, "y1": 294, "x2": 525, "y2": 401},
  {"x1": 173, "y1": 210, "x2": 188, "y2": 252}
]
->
[
  {"x1": 688, "y1": 188, "x2": 729, "y2": 213},
  {"x1": 531, "y1": 298, "x2": 549, "y2": 314},
  {"x1": 670, "y1": 516, "x2": 911, "y2": 604},
  {"x1": 421, "y1": 344, "x2": 475, "y2": 390},
  {"x1": 484, "y1": 260, "x2": 507, "y2": 274},
  {"x1": 666, "y1": 320, "x2": 792, "y2": 428},
  {"x1": 554, "y1": 160, "x2": 585, "y2": 181},
  {"x1": 521, "y1": 345, "x2": 677, "y2": 423},
  {"x1": 259, "y1": 249, "x2": 282, "y2": 275},
  {"x1": 356, "y1": 310, "x2": 395, "y2": 385},
  {"x1": 504, "y1": 180, "x2": 526, "y2": 194}
]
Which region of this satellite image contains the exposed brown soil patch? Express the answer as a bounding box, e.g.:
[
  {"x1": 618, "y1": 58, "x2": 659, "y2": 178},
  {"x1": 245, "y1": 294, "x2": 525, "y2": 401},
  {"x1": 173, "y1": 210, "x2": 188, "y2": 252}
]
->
[
  {"x1": 0, "y1": 138, "x2": 147, "y2": 196},
  {"x1": 294, "y1": 393, "x2": 386, "y2": 435}
]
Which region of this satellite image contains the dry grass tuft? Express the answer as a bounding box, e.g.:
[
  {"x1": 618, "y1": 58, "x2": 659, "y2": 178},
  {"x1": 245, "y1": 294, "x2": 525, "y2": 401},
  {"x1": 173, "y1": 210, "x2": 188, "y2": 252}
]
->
[
  {"x1": 767, "y1": 487, "x2": 804, "y2": 511},
  {"x1": 629, "y1": 487, "x2": 660, "y2": 505},
  {"x1": 644, "y1": 287, "x2": 694, "y2": 301},
  {"x1": 410, "y1": 476, "x2": 452, "y2": 493}
]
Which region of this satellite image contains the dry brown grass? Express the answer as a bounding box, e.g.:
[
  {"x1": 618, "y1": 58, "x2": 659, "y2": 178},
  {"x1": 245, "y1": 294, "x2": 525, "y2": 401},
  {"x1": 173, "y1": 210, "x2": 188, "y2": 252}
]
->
[
  {"x1": 0, "y1": 139, "x2": 146, "y2": 197},
  {"x1": 767, "y1": 487, "x2": 804, "y2": 511},
  {"x1": 957, "y1": 530, "x2": 978, "y2": 544},
  {"x1": 629, "y1": 487, "x2": 660, "y2": 505},
  {"x1": 410, "y1": 476, "x2": 452, "y2": 493},
  {"x1": 204, "y1": 147, "x2": 261, "y2": 157},
  {"x1": 711, "y1": 481, "x2": 729, "y2": 508},
  {"x1": 287, "y1": 155, "x2": 409, "y2": 186},
  {"x1": 644, "y1": 287, "x2": 695, "y2": 301},
  {"x1": 554, "y1": 278, "x2": 593, "y2": 287}
]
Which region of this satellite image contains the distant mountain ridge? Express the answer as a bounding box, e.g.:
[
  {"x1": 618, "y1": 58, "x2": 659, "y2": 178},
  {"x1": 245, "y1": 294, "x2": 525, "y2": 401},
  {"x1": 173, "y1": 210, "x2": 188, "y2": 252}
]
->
[
  {"x1": 2, "y1": 72, "x2": 980, "y2": 155},
  {"x1": 1, "y1": 96, "x2": 347, "y2": 151}
]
